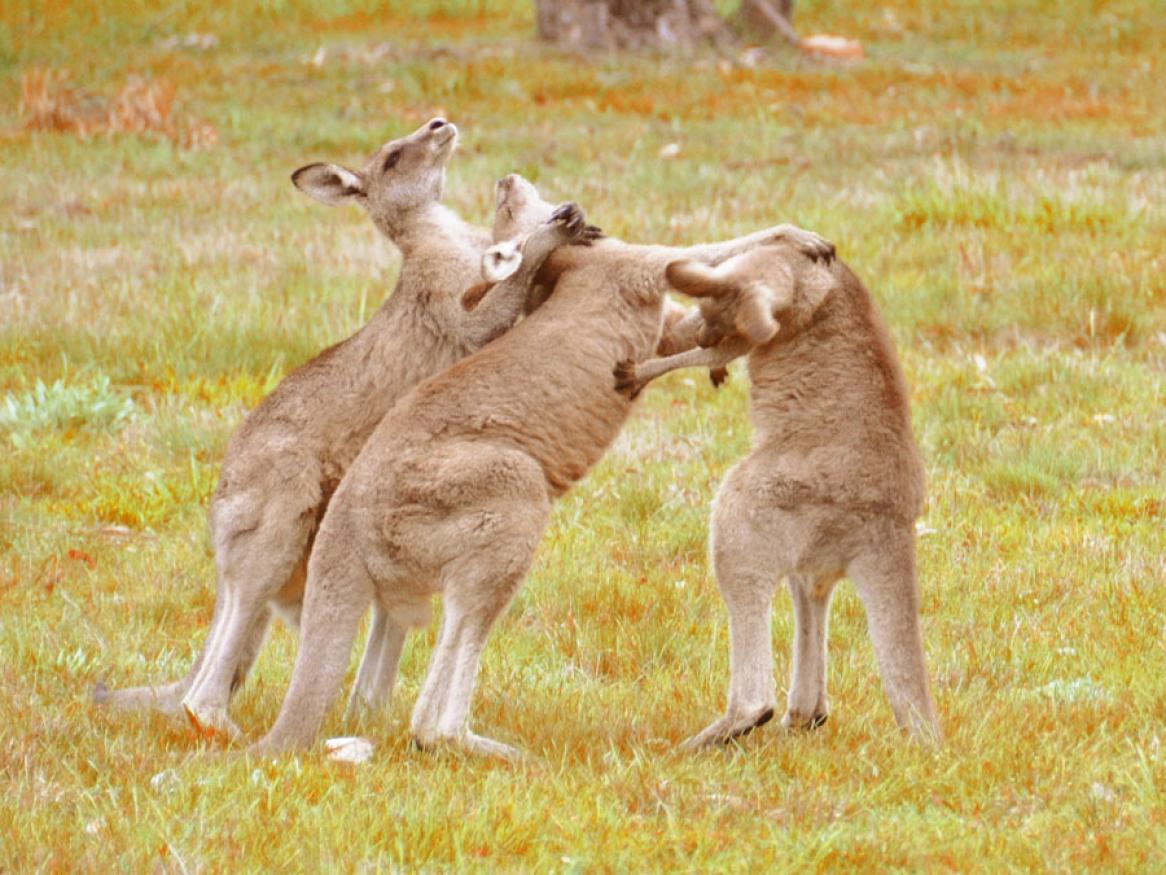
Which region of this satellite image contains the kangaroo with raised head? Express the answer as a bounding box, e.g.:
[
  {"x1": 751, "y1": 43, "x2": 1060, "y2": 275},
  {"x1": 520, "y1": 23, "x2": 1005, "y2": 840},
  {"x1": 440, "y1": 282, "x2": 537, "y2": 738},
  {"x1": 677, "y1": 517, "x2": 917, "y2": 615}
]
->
[
  {"x1": 614, "y1": 245, "x2": 940, "y2": 747},
  {"x1": 96, "y1": 120, "x2": 573, "y2": 738},
  {"x1": 248, "y1": 177, "x2": 834, "y2": 758}
]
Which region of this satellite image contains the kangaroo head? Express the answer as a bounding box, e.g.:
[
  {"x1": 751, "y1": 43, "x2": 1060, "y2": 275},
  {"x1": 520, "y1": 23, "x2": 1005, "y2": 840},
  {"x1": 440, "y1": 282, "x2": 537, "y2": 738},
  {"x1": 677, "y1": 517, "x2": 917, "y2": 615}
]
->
[
  {"x1": 491, "y1": 173, "x2": 558, "y2": 241},
  {"x1": 463, "y1": 175, "x2": 561, "y2": 309},
  {"x1": 291, "y1": 118, "x2": 458, "y2": 235},
  {"x1": 665, "y1": 253, "x2": 788, "y2": 348},
  {"x1": 462, "y1": 178, "x2": 586, "y2": 314}
]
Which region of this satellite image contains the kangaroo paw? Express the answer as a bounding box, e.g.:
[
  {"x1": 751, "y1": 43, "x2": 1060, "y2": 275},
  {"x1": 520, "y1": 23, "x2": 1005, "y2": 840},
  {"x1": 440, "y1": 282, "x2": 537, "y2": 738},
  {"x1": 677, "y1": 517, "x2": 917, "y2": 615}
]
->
[
  {"x1": 777, "y1": 226, "x2": 836, "y2": 263},
  {"x1": 183, "y1": 703, "x2": 242, "y2": 744},
  {"x1": 577, "y1": 224, "x2": 605, "y2": 245},
  {"x1": 612, "y1": 359, "x2": 642, "y2": 399},
  {"x1": 548, "y1": 202, "x2": 585, "y2": 237}
]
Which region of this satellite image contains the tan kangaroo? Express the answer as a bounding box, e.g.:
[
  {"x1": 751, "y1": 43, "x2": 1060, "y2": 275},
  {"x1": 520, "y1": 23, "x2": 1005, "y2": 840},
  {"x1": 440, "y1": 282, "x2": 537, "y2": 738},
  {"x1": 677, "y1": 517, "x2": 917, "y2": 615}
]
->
[
  {"x1": 248, "y1": 179, "x2": 834, "y2": 758},
  {"x1": 614, "y1": 244, "x2": 940, "y2": 748},
  {"x1": 344, "y1": 198, "x2": 594, "y2": 718},
  {"x1": 96, "y1": 120, "x2": 567, "y2": 738}
]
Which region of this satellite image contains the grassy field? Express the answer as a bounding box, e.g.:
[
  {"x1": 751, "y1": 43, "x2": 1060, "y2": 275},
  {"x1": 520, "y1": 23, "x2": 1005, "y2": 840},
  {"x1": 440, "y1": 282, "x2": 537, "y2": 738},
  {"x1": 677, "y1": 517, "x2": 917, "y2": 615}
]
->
[{"x1": 2, "y1": 0, "x2": 1164, "y2": 869}]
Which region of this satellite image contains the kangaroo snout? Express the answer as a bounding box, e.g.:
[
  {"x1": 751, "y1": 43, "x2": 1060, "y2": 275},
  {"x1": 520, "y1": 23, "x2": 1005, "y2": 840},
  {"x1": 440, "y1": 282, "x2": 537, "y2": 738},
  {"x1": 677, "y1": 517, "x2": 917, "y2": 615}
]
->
[
  {"x1": 425, "y1": 118, "x2": 457, "y2": 145},
  {"x1": 496, "y1": 173, "x2": 538, "y2": 210}
]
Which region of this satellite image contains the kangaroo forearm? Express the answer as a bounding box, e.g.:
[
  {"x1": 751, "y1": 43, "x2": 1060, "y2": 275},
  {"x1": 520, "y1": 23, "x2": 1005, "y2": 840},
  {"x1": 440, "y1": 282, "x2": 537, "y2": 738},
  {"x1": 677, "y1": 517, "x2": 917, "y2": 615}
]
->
[
  {"x1": 630, "y1": 227, "x2": 798, "y2": 279},
  {"x1": 657, "y1": 306, "x2": 704, "y2": 355},
  {"x1": 676, "y1": 224, "x2": 803, "y2": 266},
  {"x1": 460, "y1": 278, "x2": 528, "y2": 349},
  {"x1": 520, "y1": 225, "x2": 569, "y2": 269},
  {"x1": 637, "y1": 336, "x2": 752, "y2": 387},
  {"x1": 461, "y1": 232, "x2": 565, "y2": 349}
]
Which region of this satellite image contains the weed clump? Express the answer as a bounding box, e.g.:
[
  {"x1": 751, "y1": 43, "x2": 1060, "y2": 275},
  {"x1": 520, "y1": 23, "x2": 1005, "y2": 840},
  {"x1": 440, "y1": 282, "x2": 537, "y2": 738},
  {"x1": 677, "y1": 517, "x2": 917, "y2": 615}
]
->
[
  {"x1": 19, "y1": 67, "x2": 218, "y2": 149},
  {"x1": 0, "y1": 376, "x2": 135, "y2": 439}
]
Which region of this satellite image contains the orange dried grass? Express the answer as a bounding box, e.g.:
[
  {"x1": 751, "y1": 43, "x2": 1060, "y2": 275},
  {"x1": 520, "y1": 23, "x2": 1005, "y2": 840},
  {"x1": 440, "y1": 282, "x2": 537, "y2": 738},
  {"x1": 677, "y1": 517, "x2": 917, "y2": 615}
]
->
[
  {"x1": 19, "y1": 68, "x2": 102, "y2": 134},
  {"x1": 18, "y1": 67, "x2": 218, "y2": 149}
]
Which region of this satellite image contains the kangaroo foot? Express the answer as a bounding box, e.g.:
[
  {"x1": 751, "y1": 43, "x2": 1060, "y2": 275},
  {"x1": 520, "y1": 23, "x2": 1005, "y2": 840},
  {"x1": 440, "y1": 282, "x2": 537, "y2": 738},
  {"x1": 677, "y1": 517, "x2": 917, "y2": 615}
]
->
[
  {"x1": 680, "y1": 705, "x2": 775, "y2": 751},
  {"x1": 782, "y1": 708, "x2": 829, "y2": 731},
  {"x1": 412, "y1": 730, "x2": 524, "y2": 762},
  {"x1": 182, "y1": 702, "x2": 242, "y2": 744}
]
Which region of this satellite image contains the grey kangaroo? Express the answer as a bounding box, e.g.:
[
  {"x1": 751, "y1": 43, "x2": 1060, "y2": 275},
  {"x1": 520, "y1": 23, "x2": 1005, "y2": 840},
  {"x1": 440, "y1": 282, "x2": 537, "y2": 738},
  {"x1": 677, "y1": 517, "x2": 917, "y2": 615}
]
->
[
  {"x1": 96, "y1": 121, "x2": 577, "y2": 739},
  {"x1": 614, "y1": 244, "x2": 941, "y2": 748}
]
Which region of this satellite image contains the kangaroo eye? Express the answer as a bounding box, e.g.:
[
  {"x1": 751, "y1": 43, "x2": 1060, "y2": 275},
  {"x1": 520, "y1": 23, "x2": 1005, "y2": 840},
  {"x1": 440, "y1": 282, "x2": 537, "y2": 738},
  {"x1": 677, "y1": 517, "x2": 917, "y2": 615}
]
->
[{"x1": 382, "y1": 149, "x2": 402, "y2": 173}]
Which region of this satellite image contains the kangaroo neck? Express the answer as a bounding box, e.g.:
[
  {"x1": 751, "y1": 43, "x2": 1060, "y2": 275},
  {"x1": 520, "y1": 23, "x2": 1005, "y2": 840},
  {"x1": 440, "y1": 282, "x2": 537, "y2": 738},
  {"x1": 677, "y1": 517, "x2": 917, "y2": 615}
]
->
[{"x1": 384, "y1": 203, "x2": 470, "y2": 257}]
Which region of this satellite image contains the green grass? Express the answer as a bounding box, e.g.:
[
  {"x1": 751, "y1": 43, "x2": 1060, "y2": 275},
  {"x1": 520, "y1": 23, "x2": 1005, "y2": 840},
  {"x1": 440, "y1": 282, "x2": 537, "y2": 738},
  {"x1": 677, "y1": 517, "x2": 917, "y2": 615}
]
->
[{"x1": 2, "y1": 0, "x2": 1164, "y2": 870}]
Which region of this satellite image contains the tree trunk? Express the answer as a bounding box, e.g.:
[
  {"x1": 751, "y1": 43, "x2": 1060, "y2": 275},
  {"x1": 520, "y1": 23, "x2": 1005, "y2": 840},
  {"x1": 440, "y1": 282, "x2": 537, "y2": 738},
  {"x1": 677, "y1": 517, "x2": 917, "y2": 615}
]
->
[
  {"x1": 535, "y1": 0, "x2": 739, "y2": 50},
  {"x1": 736, "y1": 0, "x2": 800, "y2": 46}
]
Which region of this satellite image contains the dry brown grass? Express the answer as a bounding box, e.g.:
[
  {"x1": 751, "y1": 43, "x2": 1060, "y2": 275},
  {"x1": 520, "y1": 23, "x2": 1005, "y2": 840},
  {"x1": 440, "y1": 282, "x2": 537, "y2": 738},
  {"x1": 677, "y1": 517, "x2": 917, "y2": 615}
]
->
[{"x1": 19, "y1": 67, "x2": 218, "y2": 149}]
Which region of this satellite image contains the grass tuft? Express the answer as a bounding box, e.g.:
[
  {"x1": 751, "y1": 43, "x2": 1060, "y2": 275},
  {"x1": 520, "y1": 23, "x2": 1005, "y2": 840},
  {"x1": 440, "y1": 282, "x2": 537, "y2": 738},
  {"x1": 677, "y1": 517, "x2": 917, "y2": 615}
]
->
[{"x1": 0, "y1": 376, "x2": 135, "y2": 437}]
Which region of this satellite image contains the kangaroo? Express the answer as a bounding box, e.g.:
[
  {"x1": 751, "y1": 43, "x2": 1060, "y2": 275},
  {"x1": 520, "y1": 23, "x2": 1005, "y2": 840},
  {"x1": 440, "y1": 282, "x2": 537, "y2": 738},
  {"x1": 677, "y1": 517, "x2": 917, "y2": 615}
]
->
[
  {"x1": 247, "y1": 178, "x2": 834, "y2": 757},
  {"x1": 613, "y1": 245, "x2": 940, "y2": 748},
  {"x1": 95, "y1": 120, "x2": 572, "y2": 739},
  {"x1": 344, "y1": 198, "x2": 594, "y2": 717}
]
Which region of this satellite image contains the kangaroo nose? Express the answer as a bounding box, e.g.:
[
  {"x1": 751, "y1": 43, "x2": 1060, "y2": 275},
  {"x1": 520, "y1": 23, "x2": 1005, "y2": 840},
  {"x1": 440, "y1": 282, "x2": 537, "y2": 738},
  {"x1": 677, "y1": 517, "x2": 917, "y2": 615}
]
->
[{"x1": 427, "y1": 118, "x2": 448, "y2": 131}]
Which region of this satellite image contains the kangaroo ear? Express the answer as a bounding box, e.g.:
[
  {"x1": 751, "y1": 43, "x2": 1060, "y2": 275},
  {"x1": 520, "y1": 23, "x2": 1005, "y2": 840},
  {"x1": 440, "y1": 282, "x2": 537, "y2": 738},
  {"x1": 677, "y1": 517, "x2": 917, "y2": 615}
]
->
[
  {"x1": 800, "y1": 263, "x2": 836, "y2": 314},
  {"x1": 664, "y1": 260, "x2": 736, "y2": 299},
  {"x1": 734, "y1": 282, "x2": 780, "y2": 345},
  {"x1": 461, "y1": 282, "x2": 494, "y2": 311},
  {"x1": 481, "y1": 240, "x2": 522, "y2": 283},
  {"x1": 292, "y1": 163, "x2": 367, "y2": 205}
]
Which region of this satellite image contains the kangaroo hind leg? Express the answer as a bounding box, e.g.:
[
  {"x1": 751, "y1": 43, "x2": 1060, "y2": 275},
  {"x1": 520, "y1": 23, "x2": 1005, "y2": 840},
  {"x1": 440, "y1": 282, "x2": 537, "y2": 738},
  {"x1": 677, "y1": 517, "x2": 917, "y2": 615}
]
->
[
  {"x1": 783, "y1": 572, "x2": 839, "y2": 731},
  {"x1": 250, "y1": 541, "x2": 375, "y2": 755},
  {"x1": 410, "y1": 495, "x2": 549, "y2": 760},
  {"x1": 183, "y1": 513, "x2": 313, "y2": 741},
  {"x1": 346, "y1": 601, "x2": 408, "y2": 722},
  {"x1": 682, "y1": 492, "x2": 789, "y2": 750},
  {"x1": 96, "y1": 576, "x2": 232, "y2": 719},
  {"x1": 848, "y1": 525, "x2": 940, "y2": 744}
]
